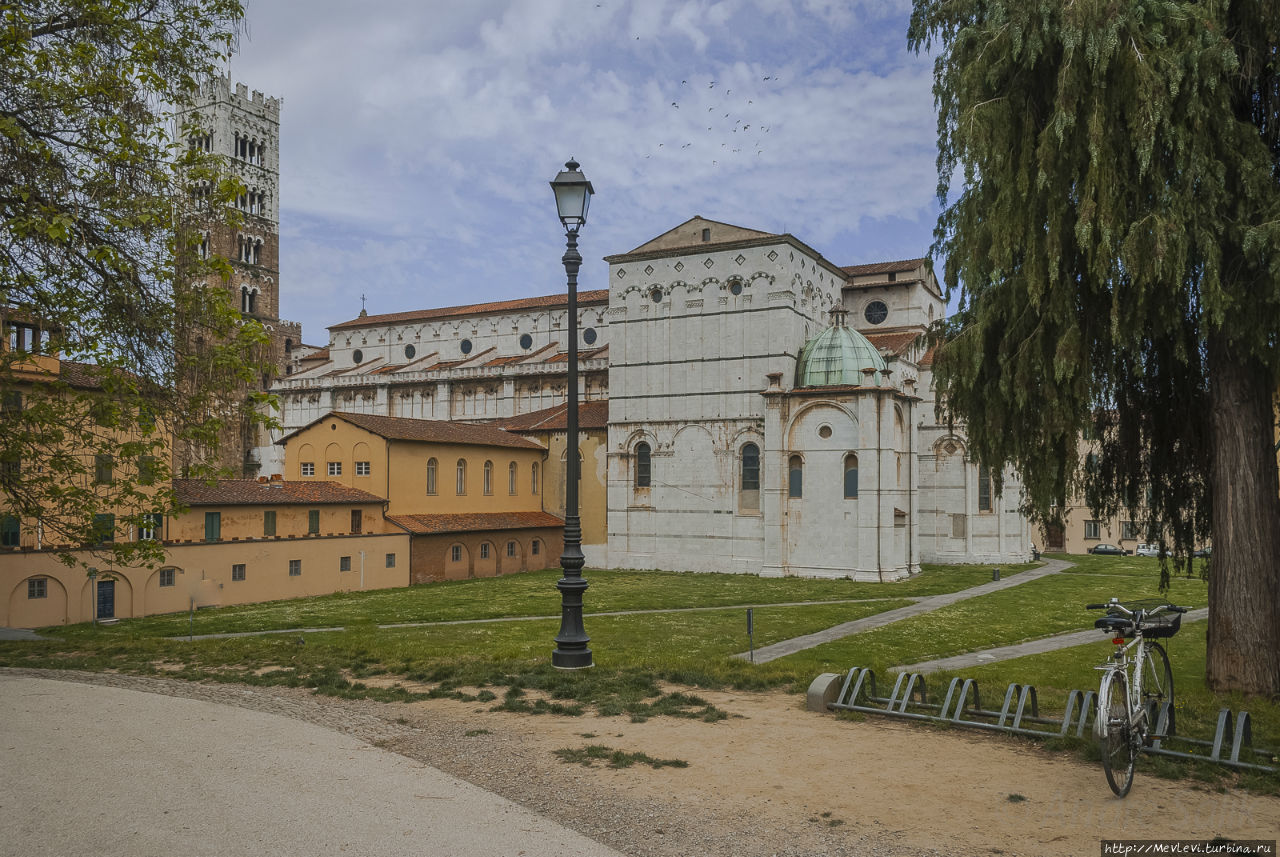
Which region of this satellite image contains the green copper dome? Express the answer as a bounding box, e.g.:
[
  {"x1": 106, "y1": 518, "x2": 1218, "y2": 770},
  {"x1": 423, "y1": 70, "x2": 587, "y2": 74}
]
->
[{"x1": 796, "y1": 307, "x2": 886, "y2": 387}]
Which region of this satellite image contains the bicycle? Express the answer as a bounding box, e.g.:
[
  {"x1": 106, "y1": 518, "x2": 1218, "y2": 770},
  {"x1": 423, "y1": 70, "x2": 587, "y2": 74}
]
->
[{"x1": 1085, "y1": 597, "x2": 1188, "y2": 796}]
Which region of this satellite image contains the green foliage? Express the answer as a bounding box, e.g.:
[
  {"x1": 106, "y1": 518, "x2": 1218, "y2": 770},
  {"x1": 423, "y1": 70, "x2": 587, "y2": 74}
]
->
[
  {"x1": 553, "y1": 745, "x2": 689, "y2": 769},
  {"x1": 908, "y1": 0, "x2": 1280, "y2": 570},
  {"x1": 1, "y1": 1, "x2": 273, "y2": 565}
]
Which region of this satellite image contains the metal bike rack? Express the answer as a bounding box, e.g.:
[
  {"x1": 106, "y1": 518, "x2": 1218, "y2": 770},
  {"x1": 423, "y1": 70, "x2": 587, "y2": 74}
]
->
[{"x1": 811, "y1": 667, "x2": 1277, "y2": 774}]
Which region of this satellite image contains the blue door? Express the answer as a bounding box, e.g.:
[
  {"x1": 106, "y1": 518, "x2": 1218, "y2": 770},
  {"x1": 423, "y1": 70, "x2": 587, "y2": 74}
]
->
[{"x1": 96, "y1": 579, "x2": 114, "y2": 619}]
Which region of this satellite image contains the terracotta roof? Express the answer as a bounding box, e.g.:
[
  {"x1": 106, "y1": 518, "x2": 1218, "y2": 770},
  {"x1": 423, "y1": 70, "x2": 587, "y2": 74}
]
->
[
  {"x1": 60, "y1": 361, "x2": 105, "y2": 390},
  {"x1": 329, "y1": 290, "x2": 610, "y2": 331},
  {"x1": 299, "y1": 347, "x2": 329, "y2": 361},
  {"x1": 841, "y1": 258, "x2": 928, "y2": 277},
  {"x1": 387, "y1": 511, "x2": 564, "y2": 535},
  {"x1": 919, "y1": 344, "x2": 938, "y2": 367},
  {"x1": 173, "y1": 479, "x2": 384, "y2": 506},
  {"x1": 864, "y1": 330, "x2": 925, "y2": 357},
  {"x1": 280, "y1": 411, "x2": 545, "y2": 450},
  {"x1": 489, "y1": 399, "x2": 609, "y2": 431},
  {"x1": 545, "y1": 346, "x2": 609, "y2": 363}
]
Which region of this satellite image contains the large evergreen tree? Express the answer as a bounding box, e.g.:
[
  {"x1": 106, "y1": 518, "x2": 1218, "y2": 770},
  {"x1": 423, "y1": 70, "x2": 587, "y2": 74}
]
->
[
  {"x1": 1, "y1": 1, "x2": 269, "y2": 567},
  {"x1": 909, "y1": 0, "x2": 1280, "y2": 694}
]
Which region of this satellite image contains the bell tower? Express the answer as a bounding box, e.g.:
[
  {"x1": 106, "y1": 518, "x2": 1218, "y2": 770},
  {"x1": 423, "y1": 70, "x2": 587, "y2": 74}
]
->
[{"x1": 176, "y1": 78, "x2": 301, "y2": 474}]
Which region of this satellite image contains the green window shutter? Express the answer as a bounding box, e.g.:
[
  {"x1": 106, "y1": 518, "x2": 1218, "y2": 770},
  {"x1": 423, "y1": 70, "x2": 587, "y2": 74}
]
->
[
  {"x1": 308, "y1": 509, "x2": 319, "y2": 534},
  {"x1": 1, "y1": 515, "x2": 19, "y2": 547},
  {"x1": 204, "y1": 511, "x2": 221, "y2": 542},
  {"x1": 263, "y1": 510, "x2": 276, "y2": 536}
]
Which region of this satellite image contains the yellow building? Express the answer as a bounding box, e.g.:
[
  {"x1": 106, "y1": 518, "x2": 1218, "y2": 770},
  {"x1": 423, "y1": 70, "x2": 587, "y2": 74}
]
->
[
  {"x1": 278, "y1": 411, "x2": 564, "y2": 581},
  {"x1": 2, "y1": 478, "x2": 408, "y2": 628},
  {"x1": 490, "y1": 400, "x2": 608, "y2": 558}
]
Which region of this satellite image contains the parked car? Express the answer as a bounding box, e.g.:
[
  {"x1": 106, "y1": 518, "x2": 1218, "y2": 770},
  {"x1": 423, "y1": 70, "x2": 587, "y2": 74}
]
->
[
  {"x1": 1088, "y1": 543, "x2": 1126, "y2": 556},
  {"x1": 1193, "y1": 546, "x2": 1212, "y2": 559},
  {"x1": 1134, "y1": 543, "x2": 1161, "y2": 557}
]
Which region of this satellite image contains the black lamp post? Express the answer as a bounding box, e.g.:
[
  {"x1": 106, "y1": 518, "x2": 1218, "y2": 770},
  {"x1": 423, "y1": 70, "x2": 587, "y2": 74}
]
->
[{"x1": 549, "y1": 158, "x2": 594, "y2": 669}]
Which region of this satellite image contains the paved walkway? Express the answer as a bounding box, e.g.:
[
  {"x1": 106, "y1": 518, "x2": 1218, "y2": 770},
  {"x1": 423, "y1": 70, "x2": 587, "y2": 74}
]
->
[
  {"x1": 0, "y1": 627, "x2": 44, "y2": 641},
  {"x1": 0, "y1": 674, "x2": 624, "y2": 857},
  {"x1": 174, "y1": 597, "x2": 914, "y2": 641},
  {"x1": 735, "y1": 558, "x2": 1074, "y2": 663},
  {"x1": 897, "y1": 607, "x2": 1209, "y2": 674}
]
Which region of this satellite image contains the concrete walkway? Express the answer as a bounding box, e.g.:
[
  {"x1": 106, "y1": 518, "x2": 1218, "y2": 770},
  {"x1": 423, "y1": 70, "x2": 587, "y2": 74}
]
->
[
  {"x1": 0, "y1": 674, "x2": 624, "y2": 857},
  {"x1": 736, "y1": 558, "x2": 1074, "y2": 663},
  {"x1": 0, "y1": 627, "x2": 44, "y2": 641},
  {"x1": 897, "y1": 607, "x2": 1209, "y2": 674},
  {"x1": 174, "y1": 597, "x2": 915, "y2": 642}
]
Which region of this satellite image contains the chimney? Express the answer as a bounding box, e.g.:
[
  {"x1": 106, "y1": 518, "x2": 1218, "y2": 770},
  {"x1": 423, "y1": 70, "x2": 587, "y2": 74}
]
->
[{"x1": 271, "y1": 473, "x2": 283, "y2": 481}]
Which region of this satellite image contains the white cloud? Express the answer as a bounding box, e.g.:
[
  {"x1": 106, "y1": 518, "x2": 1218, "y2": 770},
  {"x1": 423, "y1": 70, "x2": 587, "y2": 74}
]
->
[{"x1": 233, "y1": 0, "x2": 943, "y2": 341}]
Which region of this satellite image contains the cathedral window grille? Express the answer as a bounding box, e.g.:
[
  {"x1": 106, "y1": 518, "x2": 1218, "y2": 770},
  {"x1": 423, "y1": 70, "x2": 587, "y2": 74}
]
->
[
  {"x1": 978, "y1": 469, "x2": 993, "y2": 513},
  {"x1": 426, "y1": 458, "x2": 437, "y2": 495},
  {"x1": 788, "y1": 455, "x2": 803, "y2": 499},
  {"x1": 456, "y1": 459, "x2": 467, "y2": 495},
  {"x1": 739, "y1": 443, "x2": 760, "y2": 512},
  {"x1": 634, "y1": 442, "x2": 651, "y2": 488},
  {"x1": 844, "y1": 454, "x2": 859, "y2": 499}
]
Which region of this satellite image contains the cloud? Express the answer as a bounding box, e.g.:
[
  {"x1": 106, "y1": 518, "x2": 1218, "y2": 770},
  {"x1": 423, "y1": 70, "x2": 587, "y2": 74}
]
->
[{"x1": 232, "y1": 0, "x2": 943, "y2": 342}]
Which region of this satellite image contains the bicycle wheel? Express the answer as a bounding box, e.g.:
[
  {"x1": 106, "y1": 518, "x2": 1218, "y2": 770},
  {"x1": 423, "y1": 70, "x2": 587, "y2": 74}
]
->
[
  {"x1": 1140, "y1": 641, "x2": 1174, "y2": 710},
  {"x1": 1098, "y1": 671, "x2": 1136, "y2": 797}
]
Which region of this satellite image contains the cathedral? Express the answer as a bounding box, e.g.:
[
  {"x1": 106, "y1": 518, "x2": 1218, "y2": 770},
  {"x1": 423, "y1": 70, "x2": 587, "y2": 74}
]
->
[{"x1": 259, "y1": 216, "x2": 1033, "y2": 579}]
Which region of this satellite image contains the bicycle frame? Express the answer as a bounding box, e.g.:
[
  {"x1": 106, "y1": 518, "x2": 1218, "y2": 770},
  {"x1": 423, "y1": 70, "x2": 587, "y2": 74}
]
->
[{"x1": 1094, "y1": 634, "x2": 1150, "y2": 734}]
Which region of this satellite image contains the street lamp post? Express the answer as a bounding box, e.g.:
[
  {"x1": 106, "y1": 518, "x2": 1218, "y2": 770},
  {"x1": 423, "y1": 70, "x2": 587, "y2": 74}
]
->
[{"x1": 549, "y1": 158, "x2": 594, "y2": 670}]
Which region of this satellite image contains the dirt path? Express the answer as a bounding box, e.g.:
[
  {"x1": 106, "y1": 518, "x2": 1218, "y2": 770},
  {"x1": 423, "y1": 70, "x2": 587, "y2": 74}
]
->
[{"x1": 5, "y1": 668, "x2": 1274, "y2": 857}]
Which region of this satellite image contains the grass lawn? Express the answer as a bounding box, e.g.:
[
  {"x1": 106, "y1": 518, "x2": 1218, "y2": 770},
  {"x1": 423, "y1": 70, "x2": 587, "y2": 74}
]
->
[
  {"x1": 1, "y1": 555, "x2": 1274, "y2": 790},
  {"x1": 55, "y1": 561, "x2": 1039, "y2": 639}
]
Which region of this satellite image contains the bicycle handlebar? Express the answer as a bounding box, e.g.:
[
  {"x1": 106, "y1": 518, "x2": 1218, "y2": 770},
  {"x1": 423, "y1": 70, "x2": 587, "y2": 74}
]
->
[{"x1": 1085, "y1": 600, "x2": 1190, "y2": 615}]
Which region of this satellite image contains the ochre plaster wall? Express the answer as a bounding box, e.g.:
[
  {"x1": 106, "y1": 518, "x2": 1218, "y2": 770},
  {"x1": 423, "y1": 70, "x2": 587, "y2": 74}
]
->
[
  {"x1": 408, "y1": 528, "x2": 563, "y2": 584},
  {"x1": 0, "y1": 532, "x2": 410, "y2": 628}
]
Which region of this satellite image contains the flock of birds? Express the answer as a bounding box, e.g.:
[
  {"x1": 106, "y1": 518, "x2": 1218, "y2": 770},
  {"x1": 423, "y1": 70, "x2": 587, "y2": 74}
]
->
[{"x1": 641, "y1": 75, "x2": 781, "y2": 166}]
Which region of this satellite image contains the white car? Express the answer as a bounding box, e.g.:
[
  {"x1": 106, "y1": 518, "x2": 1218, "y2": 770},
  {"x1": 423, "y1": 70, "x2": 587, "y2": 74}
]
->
[{"x1": 1134, "y1": 543, "x2": 1161, "y2": 557}]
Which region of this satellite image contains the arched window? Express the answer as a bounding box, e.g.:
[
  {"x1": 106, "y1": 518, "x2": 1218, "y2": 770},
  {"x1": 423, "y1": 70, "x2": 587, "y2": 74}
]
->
[
  {"x1": 740, "y1": 443, "x2": 760, "y2": 512},
  {"x1": 455, "y1": 458, "x2": 466, "y2": 495},
  {"x1": 844, "y1": 454, "x2": 859, "y2": 499},
  {"x1": 508, "y1": 461, "x2": 518, "y2": 495},
  {"x1": 531, "y1": 462, "x2": 539, "y2": 495},
  {"x1": 483, "y1": 460, "x2": 493, "y2": 495},
  {"x1": 426, "y1": 458, "x2": 437, "y2": 495},
  {"x1": 788, "y1": 454, "x2": 803, "y2": 499},
  {"x1": 240, "y1": 286, "x2": 250, "y2": 313},
  {"x1": 978, "y1": 469, "x2": 992, "y2": 513},
  {"x1": 635, "y1": 442, "x2": 651, "y2": 488}
]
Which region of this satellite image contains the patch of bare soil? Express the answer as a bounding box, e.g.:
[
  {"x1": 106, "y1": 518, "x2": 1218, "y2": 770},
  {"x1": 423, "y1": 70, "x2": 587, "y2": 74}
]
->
[
  {"x1": 9, "y1": 669, "x2": 1274, "y2": 857},
  {"x1": 369, "y1": 687, "x2": 1278, "y2": 857}
]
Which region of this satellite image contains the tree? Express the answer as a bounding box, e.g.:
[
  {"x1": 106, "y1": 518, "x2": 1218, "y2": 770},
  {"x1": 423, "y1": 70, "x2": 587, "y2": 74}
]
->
[
  {"x1": 909, "y1": 1, "x2": 1280, "y2": 694},
  {"x1": 1, "y1": 1, "x2": 270, "y2": 567}
]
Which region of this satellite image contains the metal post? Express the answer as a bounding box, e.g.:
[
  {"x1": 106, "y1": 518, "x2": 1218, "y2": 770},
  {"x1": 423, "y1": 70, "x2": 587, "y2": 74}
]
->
[{"x1": 552, "y1": 227, "x2": 592, "y2": 669}]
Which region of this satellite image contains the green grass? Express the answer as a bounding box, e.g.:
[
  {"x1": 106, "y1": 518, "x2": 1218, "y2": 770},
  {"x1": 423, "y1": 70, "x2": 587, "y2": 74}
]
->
[
  {"x1": 770, "y1": 559, "x2": 1209, "y2": 677},
  {"x1": 1, "y1": 555, "x2": 1275, "y2": 790},
  {"x1": 46, "y1": 562, "x2": 1038, "y2": 640},
  {"x1": 554, "y1": 744, "x2": 689, "y2": 769}
]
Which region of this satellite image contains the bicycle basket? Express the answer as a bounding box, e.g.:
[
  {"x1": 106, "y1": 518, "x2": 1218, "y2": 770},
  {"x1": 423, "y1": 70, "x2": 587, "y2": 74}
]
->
[{"x1": 1138, "y1": 611, "x2": 1181, "y2": 639}]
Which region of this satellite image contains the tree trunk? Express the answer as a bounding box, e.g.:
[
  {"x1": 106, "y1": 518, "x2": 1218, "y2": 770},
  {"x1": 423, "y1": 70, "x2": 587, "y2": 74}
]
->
[{"x1": 1206, "y1": 333, "x2": 1280, "y2": 696}]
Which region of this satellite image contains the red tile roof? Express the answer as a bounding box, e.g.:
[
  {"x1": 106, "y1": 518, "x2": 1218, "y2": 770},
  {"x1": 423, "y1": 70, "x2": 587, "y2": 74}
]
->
[
  {"x1": 329, "y1": 290, "x2": 610, "y2": 331},
  {"x1": 280, "y1": 411, "x2": 545, "y2": 450},
  {"x1": 841, "y1": 258, "x2": 928, "y2": 277},
  {"x1": 919, "y1": 345, "x2": 938, "y2": 367},
  {"x1": 299, "y1": 347, "x2": 329, "y2": 361},
  {"x1": 864, "y1": 330, "x2": 925, "y2": 357},
  {"x1": 174, "y1": 479, "x2": 384, "y2": 506},
  {"x1": 545, "y1": 345, "x2": 609, "y2": 363},
  {"x1": 387, "y1": 511, "x2": 564, "y2": 535},
  {"x1": 489, "y1": 399, "x2": 609, "y2": 431}
]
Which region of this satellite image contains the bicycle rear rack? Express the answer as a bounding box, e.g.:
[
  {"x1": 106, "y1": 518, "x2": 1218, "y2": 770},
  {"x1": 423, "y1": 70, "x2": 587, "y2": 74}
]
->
[{"x1": 809, "y1": 667, "x2": 1277, "y2": 774}]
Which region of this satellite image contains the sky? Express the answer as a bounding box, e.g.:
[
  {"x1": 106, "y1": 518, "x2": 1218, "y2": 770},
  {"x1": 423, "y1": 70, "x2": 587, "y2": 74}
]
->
[{"x1": 226, "y1": 0, "x2": 945, "y2": 346}]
